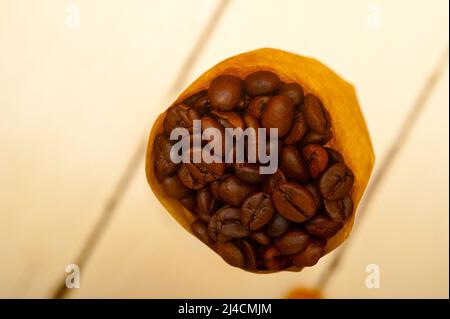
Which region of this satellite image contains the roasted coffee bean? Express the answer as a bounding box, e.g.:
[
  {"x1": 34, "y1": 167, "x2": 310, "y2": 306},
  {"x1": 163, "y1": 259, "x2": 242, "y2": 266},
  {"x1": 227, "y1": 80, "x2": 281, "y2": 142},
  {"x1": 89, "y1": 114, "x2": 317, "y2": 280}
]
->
[
  {"x1": 324, "y1": 147, "x2": 345, "y2": 164},
  {"x1": 179, "y1": 195, "x2": 196, "y2": 211},
  {"x1": 278, "y1": 82, "x2": 304, "y2": 105},
  {"x1": 255, "y1": 248, "x2": 266, "y2": 269},
  {"x1": 208, "y1": 75, "x2": 243, "y2": 111},
  {"x1": 153, "y1": 134, "x2": 179, "y2": 181},
  {"x1": 237, "y1": 93, "x2": 250, "y2": 110},
  {"x1": 241, "y1": 192, "x2": 274, "y2": 231},
  {"x1": 265, "y1": 214, "x2": 290, "y2": 237},
  {"x1": 301, "y1": 144, "x2": 329, "y2": 178},
  {"x1": 210, "y1": 110, "x2": 245, "y2": 130},
  {"x1": 161, "y1": 175, "x2": 192, "y2": 199},
  {"x1": 192, "y1": 95, "x2": 211, "y2": 115},
  {"x1": 304, "y1": 183, "x2": 322, "y2": 208},
  {"x1": 302, "y1": 94, "x2": 331, "y2": 134},
  {"x1": 244, "y1": 71, "x2": 281, "y2": 95},
  {"x1": 263, "y1": 246, "x2": 289, "y2": 271},
  {"x1": 250, "y1": 231, "x2": 271, "y2": 245},
  {"x1": 280, "y1": 145, "x2": 309, "y2": 181},
  {"x1": 196, "y1": 187, "x2": 221, "y2": 218},
  {"x1": 208, "y1": 208, "x2": 231, "y2": 242},
  {"x1": 208, "y1": 207, "x2": 248, "y2": 241},
  {"x1": 305, "y1": 213, "x2": 343, "y2": 239},
  {"x1": 243, "y1": 112, "x2": 261, "y2": 131},
  {"x1": 177, "y1": 164, "x2": 207, "y2": 190},
  {"x1": 241, "y1": 239, "x2": 258, "y2": 270},
  {"x1": 301, "y1": 129, "x2": 333, "y2": 145},
  {"x1": 163, "y1": 104, "x2": 200, "y2": 135},
  {"x1": 284, "y1": 112, "x2": 308, "y2": 145},
  {"x1": 179, "y1": 159, "x2": 226, "y2": 190},
  {"x1": 182, "y1": 90, "x2": 207, "y2": 107},
  {"x1": 291, "y1": 239, "x2": 325, "y2": 267},
  {"x1": 323, "y1": 195, "x2": 353, "y2": 223},
  {"x1": 201, "y1": 116, "x2": 225, "y2": 153},
  {"x1": 219, "y1": 175, "x2": 257, "y2": 207},
  {"x1": 209, "y1": 180, "x2": 221, "y2": 200},
  {"x1": 190, "y1": 148, "x2": 225, "y2": 179},
  {"x1": 215, "y1": 241, "x2": 245, "y2": 268},
  {"x1": 234, "y1": 163, "x2": 266, "y2": 184},
  {"x1": 154, "y1": 168, "x2": 166, "y2": 184},
  {"x1": 248, "y1": 95, "x2": 271, "y2": 119},
  {"x1": 220, "y1": 222, "x2": 249, "y2": 239},
  {"x1": 262, "y1": 169, "x2": 287, "y2": 194},
  {"x1": 319, "y1": 163, "x2": 354, "y2": 200},
  {"x1": 177, "y1": 147, "x2": 225, "y2": 189},
  {"x1": 201, "y1": 115, "x2": 225, "y2": 134},
  {"x1": 272, "y1": 183, "x2": 317, "y2": 223},
  {"x1": 191, "y1": 219, "x2": 213, "y2": 245},
  {"x1": 274, "y1": 229, "x2": 309, "y2": 255},
  {"x1": 195, "y1": 207, "x2": 212, "y2": 223},
  {"x1": 261, "y1": 95, "x2": 294, "y2": 138}
]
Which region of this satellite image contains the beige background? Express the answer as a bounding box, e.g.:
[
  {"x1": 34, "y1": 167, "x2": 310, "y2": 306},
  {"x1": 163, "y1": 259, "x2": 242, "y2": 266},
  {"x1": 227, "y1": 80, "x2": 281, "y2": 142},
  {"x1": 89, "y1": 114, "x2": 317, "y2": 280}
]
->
[{"x1": 0, "y1": 0, "x2": 448, "y2": 298}]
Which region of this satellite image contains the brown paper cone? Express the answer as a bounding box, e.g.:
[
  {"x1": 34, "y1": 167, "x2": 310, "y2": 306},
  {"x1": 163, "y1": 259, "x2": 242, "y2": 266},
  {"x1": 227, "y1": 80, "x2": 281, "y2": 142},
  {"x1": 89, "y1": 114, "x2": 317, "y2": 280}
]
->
[{"x1": 145, "y1": 48, "x2": 375, "y2": 273}]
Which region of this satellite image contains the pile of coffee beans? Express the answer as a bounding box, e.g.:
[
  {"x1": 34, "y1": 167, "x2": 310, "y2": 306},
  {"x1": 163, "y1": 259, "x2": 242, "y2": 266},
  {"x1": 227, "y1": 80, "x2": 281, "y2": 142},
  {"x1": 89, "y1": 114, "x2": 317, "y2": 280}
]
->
[{"x1": 153, "y1": 70, "x2": 355, "y2": 271}]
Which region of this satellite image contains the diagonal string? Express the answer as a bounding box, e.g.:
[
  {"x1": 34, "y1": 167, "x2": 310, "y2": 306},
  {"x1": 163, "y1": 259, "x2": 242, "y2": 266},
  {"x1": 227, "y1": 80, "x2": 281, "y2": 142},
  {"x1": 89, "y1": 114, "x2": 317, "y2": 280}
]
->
[
  {"x1": 51, "y1": 0, "x2": 231, "y2": 299},
  {"x1": 316, "y1": 46, "x2": 449, "y2": 291}
]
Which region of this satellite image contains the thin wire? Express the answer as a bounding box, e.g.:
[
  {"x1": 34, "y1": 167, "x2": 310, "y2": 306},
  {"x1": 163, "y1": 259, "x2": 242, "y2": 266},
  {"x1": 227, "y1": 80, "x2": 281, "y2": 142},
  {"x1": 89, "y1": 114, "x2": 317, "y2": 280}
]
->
[
  {"x1": 316, "y1": 46, "x2": 449, "y2": 290},
  {"x1": 51, "y1": 0, "x2": 231, "y2": 299}
]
